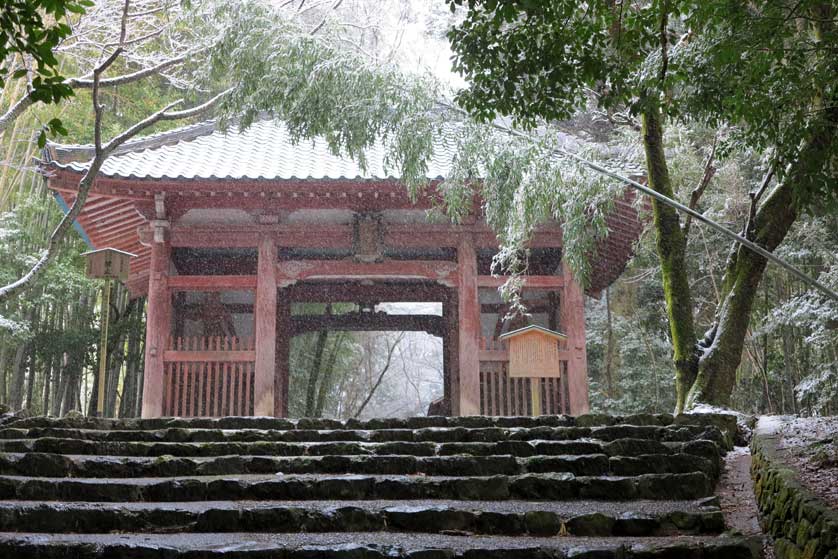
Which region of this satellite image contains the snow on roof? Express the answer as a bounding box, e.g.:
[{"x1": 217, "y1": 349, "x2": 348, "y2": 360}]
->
[
  {"x1": 45, "y1": 117, "x2": 641, "y2": 182},
  {"x1": 46, "y1": 119, "x2": 459, "y2": 181}
]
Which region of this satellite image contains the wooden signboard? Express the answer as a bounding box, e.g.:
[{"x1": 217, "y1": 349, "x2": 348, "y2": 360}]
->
[
  {"x1": 499, "y1": 325, "x2": 568, "y2": 379},
  {"x1": 82, "y1": 248, "x2": 135, "y2": 281},
  {"x1": 499, "y1": 325, "x2": 568, "y2": 416}
]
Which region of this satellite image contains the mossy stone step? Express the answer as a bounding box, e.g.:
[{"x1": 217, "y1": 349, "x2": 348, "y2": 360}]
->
[
  {"x1": 0, "y1": 498, "x2": 726, "y2": 536},
  {"x1": 2, "y1": 412, "x2": 693, "y2": 432},
  {"x1": 0, "y1": 422, "x2": 726, "y2": 446},
  {"x1": 0, "y1": 531, "x2": 757, "y2": 558},
  {"x1": 0, "y1": 471, "x2": 715, "y2": 502}
]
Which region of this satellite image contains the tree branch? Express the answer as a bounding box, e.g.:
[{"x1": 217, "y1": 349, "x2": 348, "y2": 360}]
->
[
  {"x1": 744, "y1": 167, "x2": 775, "y2": 240},
  {"x1": 0, "y1": 86, "x2": 231, "y2": 304},
  {"x1": 352, "y1": 332, "x2": 405, "y2": 418},
  {"x1": 0, "y1": 41, "x2": 202, "y2": 136},
  {"x1": 683, "y1": 137, "x2": 717, "y2": 238}
]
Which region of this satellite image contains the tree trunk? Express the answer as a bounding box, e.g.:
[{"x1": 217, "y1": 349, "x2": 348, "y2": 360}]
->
[
  {"x1": 0, "y1": 338, "x2": 8, "y2": 404},
  {"x1": 315, "y1": 332, "x2": 346, "y2": 417},
  {"x1": 686, "y1": 99, "x2": 837, "y2": 407},
  {"x1": 305, "y1": 329, "x2": 328, "y2": 417},
  {"x1": 640, "y1": 103, "x2": 698, "y2": 413},
  {"x1": 9, "y1": 343, "x2": 27, "y2": 410}
]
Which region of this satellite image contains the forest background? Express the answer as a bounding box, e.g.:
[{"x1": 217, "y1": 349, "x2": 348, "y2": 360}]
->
[{"x1": 0, "y1": 0, "x2": 835, "y2": 419}]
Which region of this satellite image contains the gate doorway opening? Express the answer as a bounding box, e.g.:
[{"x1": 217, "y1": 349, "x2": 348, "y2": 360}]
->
[{"x1": 278, "y1": 281, "x2": 452, "y2": 419}]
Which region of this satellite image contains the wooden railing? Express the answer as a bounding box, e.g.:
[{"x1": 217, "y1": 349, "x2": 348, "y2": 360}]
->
[
  {"x1": 163, "y1": 336, "x2": 255, "y2": 417},
  {"x1": 478, "y1": 337, "x2": 569, "y2": 416}
]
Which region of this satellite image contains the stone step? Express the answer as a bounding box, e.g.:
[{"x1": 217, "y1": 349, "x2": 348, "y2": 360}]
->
[
  {"x1": 0, "y1": 422, "x2": 727, "y2": 446},
  {"x1": 7, "y1": 412, "x2": 710, "y2": 432},
  {"x1": 0, "y1": 433, "x2": 724, "y2": 461},
  {"x1": 0, "y1": 531, "x2": 758, "y2": 558},
  {"x1": 0, "y1": 471, "x2": 715, "y2": 502},
  {"x1": 0, "y1": 498, "x2": 726, "y2": 536},
  {"x1": 0, "y1": 452, "x2": 718, "y2": 479}
]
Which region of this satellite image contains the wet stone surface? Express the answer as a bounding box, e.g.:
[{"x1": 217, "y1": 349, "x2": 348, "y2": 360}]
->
[{"x1": 0, "y1": 413, "x2": 758, "y2": 558}]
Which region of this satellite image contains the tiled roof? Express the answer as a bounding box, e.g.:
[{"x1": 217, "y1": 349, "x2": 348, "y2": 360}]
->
[
  {"x1": 47, "y1": 118, "x2": 639, "y2": 181},
  {"x1": 47, "y1": 119, "x2": 464, "y2": 181}
]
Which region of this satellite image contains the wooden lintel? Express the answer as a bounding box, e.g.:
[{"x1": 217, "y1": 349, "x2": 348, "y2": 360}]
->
[
  {"x1": 168, "y1": 275, "x2": 257, "y2": 290},
  {"x1": 163, "y1": 350, "x2": 256, "y2": 362},
  {"x1": 291, "y1": 312, "x2": 444, "y2": 336},
  {"x1": 477, "y1": 275, "x2": 566, "y2": 289},
  {"x1": 284, "y1": 281, "x2": 450, "y2": 303},
  {"x1": 277, "y1": 259, "x2": 458, "y2": 286},
  {"x1": 166, "y1": 223, "x2": 563, "y2": 251}
]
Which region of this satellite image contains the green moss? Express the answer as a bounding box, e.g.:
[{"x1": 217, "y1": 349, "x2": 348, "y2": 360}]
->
[{"x1": 641, "y1": 105, "x2": 698, "y2": 414}]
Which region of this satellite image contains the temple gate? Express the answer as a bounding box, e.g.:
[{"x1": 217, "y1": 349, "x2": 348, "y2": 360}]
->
[{"x1": 43, "y1": 119, "x2": 643, "y2": 418}]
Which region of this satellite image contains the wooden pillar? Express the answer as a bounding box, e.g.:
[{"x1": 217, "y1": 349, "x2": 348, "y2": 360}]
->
[
  {"x1": 140, "y1": 235, "x2": 170, "y2": 418},
  {"x1": 443, "y1": 291, "x2": 459, "y2": 416},
  {"x1": 457, "y1": 236, "x2": 480, "y2": 416},
  {"x1": 561, "y1": 262, "x2": 590, "y2": 415},
  {"x1": 254, "y1": 236, "x2": 277, "y2": 416},
  {"x1": 275, "y1": 294, "x2": 290, "y2": 417}
]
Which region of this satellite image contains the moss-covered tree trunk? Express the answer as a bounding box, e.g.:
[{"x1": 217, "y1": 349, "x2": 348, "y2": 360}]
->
[
  {"x1": 641, "y1": 103, "x2": 699, "y2": 413},
  {"x1": 686, "y1": 7, "x2": 837, "y2": 409},
  {"x1": 687, "y1": 104, "x2": 838, "y2": 408}
]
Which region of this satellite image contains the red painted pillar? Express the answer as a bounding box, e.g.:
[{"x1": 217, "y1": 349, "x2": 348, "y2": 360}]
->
[
  {"x1": 141, "y1": 235, "x2": 171, "y2": 418},
  {"x1": 561, "y1": 262, "x2": 590, "y2": 415},
  {"x1": 254, "y1": 236, "x2": 277, "y2": 416},
  {"x1": 458, "y1": 236, "x2": 480, "y2": 416}
]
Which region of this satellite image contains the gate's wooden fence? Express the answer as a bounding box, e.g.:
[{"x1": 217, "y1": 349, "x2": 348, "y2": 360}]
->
[
  {"x1": 162, "y1": 336, "x2": 255, "y2": 417},
  {"x1": 478, "y1": 337, "x2": 569, "y2": 416}
]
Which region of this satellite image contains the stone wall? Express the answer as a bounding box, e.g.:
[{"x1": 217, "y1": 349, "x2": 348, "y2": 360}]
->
[{"x1": 751, "y1": 417, "x2": 838, "y2": 559}]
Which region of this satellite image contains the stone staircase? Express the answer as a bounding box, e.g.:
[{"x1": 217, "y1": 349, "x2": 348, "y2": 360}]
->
[{"x1": 0, "y1": 412, "x2": 759, "y2": 558}]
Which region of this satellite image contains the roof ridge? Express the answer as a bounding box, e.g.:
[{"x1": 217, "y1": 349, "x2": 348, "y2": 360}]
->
[{"x1": 46, "y1": 118, "x2": 220, "y2": 164}]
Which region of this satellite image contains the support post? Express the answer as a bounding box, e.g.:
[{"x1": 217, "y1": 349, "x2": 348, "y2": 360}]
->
[
  {"x1": 530, "y1": 379, "x2": 542, "y2": 416},
  {"x1": 254, "y1": 236, "x2": 277, "y2": 416},
  {"x1": 141, "y1": 235, "x2": 170, "y2": 418},
  {"x1": 443, "y1": 291, "x2": 459, "y2": 416},
  {"x1": 96, "y1": 278, "x2": 111, "y2": 417},
  {"x1": 457, "y1": 236, "x2": 480, "y2": 415},
  {"x1": 561, "y1": 262, "x2": 590, "y2": 415},
  {"x1": 275, "y1": 295, "x2": 290, "y2": 418}
]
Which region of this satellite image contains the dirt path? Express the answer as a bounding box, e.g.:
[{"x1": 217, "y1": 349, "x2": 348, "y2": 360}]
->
[{"x1": 716, "y1": 446, "x2": 773, "y2": 559}]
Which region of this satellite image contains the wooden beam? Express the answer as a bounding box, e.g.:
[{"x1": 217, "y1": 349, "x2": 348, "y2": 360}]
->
[
  {"x1": 477, "y1": 275, "x2": 565, "y2": 289},
  {"x1": 478, "y1": 348, "x2": 572, "y2": 363},
  {"x1": 168, "y1": 275, "x2": 258, "y2": 290},
  {"x1": 168, "y1": 223, "x2": 563, "y2": 251},
  {"x1": 163, "y1": 350, "x2": 256, "y2": 362},
  {"x1": 277, "y1": 259, "x2": 458, "y2": 287},
  {"x1": 284, "y1": 281, "x2": 448, "y2": 303},
  {"x1": 254, "y1": 237, "x2": 278, "y2": 416},
  {"x1": 82, "y1": 201, "x2": 138, "y2": 221},
  {"x1": 457, "y1": 236, "x2": 480, "y2": 416},
  {"x1": 141, "y1": 239, "x2": 170, "y2": 418},
  {"x1": 291, "y1": 312, "x2": 444, "y2": 336},
  {"x1": 90, "y1": 216, "x2": 145, "y2": 236}
]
